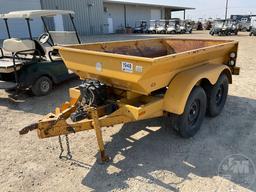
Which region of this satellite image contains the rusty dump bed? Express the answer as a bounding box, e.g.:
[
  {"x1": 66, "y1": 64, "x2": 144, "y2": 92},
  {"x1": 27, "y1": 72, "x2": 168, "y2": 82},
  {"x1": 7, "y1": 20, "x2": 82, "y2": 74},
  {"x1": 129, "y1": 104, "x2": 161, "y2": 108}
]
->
[{"x1": 56, "y1": 38, "x2": 238, "y2": 95}]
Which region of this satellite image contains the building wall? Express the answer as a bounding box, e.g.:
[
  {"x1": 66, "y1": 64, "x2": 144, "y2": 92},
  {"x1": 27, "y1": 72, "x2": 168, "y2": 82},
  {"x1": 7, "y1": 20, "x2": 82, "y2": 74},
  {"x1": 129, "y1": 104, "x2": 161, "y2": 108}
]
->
[
  {"x1": 41, "y1": 0, "x2": 105, "y2": 35},
  {"x1": 0, "y1": 0, "x2": 43, "y2": 39},
  {"x1": 103, "y1": 3, "x2": 165, "y2": 33}
]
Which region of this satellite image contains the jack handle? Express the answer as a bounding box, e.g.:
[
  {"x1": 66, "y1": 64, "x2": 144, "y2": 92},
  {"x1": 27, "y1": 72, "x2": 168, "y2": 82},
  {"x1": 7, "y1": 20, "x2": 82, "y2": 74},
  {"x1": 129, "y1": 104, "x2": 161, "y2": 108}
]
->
[{"x1": 19, "y1": 123, "x2": 38, "y2": 135}]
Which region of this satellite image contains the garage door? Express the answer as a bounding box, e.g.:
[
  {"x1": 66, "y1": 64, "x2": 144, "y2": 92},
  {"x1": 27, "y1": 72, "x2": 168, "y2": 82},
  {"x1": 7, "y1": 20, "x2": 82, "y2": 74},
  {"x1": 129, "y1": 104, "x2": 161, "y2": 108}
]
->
[
  {"x1": 0, "y1": 0, "x2": 43, "y2": 40},
  {"x1": 151, "y1": 9, "x2": 161, "y2": 20}
]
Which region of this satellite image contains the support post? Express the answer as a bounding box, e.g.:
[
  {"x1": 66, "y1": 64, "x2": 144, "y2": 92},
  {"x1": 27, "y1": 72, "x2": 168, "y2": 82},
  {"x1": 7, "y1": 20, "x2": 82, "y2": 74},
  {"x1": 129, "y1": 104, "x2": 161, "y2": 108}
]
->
[
  {"x1": 41, "y1": 17, "x2": 54, "y2": 45},
  {"x1": 26, "y1": 18, "x2": 33, "y2": 40},
  {"x1": 69, "y1": 14, "x2": 81, "y2": 44},
  {"x1": 225, "y1": 0, "x2": 229, "y2": 20},
  {"x1": 184, "y1": 10, "x2": 186, "y2": 20},
  {"x1": 90, "y1": 108, "x2": 109, "y2": 163},
  {"x1": 4, "y1": 19, "x2": 11, "y2": 38},
  {"x1": 124, "y1": 4, "x2": 127, "y2": 28}
]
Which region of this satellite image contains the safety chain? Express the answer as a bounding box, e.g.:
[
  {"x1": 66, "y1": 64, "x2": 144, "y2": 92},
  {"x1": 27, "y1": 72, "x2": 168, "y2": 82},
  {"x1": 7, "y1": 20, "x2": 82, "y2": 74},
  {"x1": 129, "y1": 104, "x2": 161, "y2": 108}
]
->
[
  {"x1": 58, "y1": 135, "x2": 72, "y2": 160},
  {"x1": 65, "y1": 135, "x2": 72, "y2": 160}
]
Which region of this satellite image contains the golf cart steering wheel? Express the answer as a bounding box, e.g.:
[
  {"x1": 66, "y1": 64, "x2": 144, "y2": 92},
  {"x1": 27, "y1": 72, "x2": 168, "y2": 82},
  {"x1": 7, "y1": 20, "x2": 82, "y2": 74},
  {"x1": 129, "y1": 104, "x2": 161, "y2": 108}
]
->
[{"x1": 38, "y1": 33, "x2": 51, "y2": 45}]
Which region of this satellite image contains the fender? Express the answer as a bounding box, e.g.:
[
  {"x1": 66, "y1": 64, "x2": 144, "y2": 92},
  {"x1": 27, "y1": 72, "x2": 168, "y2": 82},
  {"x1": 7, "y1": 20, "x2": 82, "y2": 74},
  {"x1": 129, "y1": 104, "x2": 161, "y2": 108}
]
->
[{"x1": 163, "y1": 64, "x2": 232, "y2": 115}]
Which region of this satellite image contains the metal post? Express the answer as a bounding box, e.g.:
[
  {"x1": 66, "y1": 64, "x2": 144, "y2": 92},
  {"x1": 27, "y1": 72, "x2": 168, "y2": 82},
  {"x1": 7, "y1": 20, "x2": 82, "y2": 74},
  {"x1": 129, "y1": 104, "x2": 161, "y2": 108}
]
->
[
  {"x1": 225, "y1": 0, "x2": 229, "y2": 20},
  {"x1": 12, "y1": 55, "x2": 19, "y2": 86},
  {"x1": 184, "y1": 10, "x2": 186, "y2": 20},
  {"x1": 124, "y1": 4, "x2": 127, "y2": 28},
  {"x1": 26, "y1": 18, "x2": 33, "y2": 40},
  {"x1": 4, "y1": 19, "x2": 11, "y2": 38},
  {"x1": 41, "y1": 17, "x2": 54, "y2": 45},
  {"x1": 90, "y1": 108, "x2": 109, "y2": 163},
  {"x1": 69, "y1": 14, "x2": 81, "y2": 44}
]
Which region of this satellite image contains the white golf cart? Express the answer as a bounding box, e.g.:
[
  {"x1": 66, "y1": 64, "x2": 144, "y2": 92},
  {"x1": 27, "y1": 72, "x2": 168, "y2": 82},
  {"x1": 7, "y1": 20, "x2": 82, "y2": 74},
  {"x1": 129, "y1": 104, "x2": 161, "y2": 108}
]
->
[{"x1": 0, "y1": 10, "x2": 81, "y2": 96}]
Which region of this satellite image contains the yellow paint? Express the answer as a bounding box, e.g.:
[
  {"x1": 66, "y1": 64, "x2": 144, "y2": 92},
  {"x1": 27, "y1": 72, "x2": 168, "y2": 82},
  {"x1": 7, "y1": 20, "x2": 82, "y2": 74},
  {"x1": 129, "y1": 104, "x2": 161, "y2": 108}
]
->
[
  {"x1": 56, "y1": 38, "x2": 239, "y2": 95},
  {"x1": 163, "y1": 64, "x2": 232, "y2": 115}
]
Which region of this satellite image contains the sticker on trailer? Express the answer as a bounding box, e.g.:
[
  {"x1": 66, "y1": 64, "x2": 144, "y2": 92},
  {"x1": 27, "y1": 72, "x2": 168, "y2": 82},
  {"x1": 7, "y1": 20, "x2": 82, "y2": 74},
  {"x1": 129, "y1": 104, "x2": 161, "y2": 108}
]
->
[
  {"x1": 96, "y1": 62, "x2": 102, "y2": 71},
  {"x1": 135, "y1": 65, "x2": 143, "y2": 73},
  {"x1": 121, "y1": 62, "x2": 133, "y2": 73}
]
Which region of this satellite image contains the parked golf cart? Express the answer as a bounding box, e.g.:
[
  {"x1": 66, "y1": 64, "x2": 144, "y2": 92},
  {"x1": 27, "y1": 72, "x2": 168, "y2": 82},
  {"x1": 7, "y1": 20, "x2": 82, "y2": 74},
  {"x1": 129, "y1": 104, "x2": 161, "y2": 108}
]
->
[
  {"x1": 166, "y1": 19, "x2": 179, "y2": 34},
  {"x1": 249, "y1": 19, "x2": 256, "y2": 36},
  {"x1": 147, "y1": 20, "x2": 157, "y2": 34},
  {"x1": 0, "y1": 10, "x2": 81, "y2": 96},
  {"x1": 180, "y1": 20, "x2": 193, "y2": 34},
  {"x1": 167, "y1": 19, "x2": 192, "y2": 34},
  {"x1": 210, "y1": 19, "x2": 238, "y2": 36},
  {"x1": 133, "y1": 20, "x2": 147, "y2": 33},
  {"x1": 156, "y1": 20, "x2": 168, "y2": 34},
  {"x1": 196, "y1": 21, "x2": 203, "y2": 30},
  {"x1": 250, "y1": 26, "x2": 256, "y2": 36},
  {"x1": 204, "y1": 20, "x2": 213, "y2": 30}
]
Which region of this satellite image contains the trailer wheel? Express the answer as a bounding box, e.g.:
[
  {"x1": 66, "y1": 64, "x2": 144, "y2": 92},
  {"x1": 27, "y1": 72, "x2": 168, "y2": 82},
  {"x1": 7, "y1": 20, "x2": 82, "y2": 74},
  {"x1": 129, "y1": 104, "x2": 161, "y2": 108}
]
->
[
  {"x1": 207, "y1": 74, "x2": 229, "y2": 117},
  {"x1": 171, "y1": 86, "x2": 207, "y2": 138},
  {"x1": 31, "y1": 76, "x2": 53, "y2": 96}
]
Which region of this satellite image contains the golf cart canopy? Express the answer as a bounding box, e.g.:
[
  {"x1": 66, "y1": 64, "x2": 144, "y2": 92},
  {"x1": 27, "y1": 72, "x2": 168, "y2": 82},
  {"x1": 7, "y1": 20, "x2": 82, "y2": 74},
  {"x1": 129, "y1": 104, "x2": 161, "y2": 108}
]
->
[
  {"x1": 0, "y1": 10, "x2": 75, "y2": 19},
  {"x1": 0, "y1": 9, "x2": 80, "y2": 45}
]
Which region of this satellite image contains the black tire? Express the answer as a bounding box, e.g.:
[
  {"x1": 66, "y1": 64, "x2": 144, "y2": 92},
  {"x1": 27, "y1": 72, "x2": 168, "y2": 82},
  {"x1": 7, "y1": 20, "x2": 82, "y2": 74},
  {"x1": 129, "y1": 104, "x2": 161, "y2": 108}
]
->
[
  {"x1": 170, "y1": 86, "x2": 207, "y2": 138},
  {"x1": 250, "y1": 32, "x2": 253, "y2": 36},
  {"x1": 31, "y1": 76, "x2": 53, "y2": 96},
  {"x1": 207, "y1": 74, "x2": 229, "y2": 117}
]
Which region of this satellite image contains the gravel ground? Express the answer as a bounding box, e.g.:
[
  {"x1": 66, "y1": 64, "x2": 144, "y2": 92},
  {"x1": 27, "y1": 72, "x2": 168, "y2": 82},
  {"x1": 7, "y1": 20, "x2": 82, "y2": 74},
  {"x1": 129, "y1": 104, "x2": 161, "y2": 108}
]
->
[{"x1": 0, "y1": 31, "x2": 256, "y2": 192}]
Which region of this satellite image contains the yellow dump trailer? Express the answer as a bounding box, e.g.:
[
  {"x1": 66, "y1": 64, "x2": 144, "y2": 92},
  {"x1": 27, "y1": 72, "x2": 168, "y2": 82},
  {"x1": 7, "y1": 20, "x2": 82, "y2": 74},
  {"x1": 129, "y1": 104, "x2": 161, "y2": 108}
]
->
[{"x1": 20, "y1": 38, "x2": 240, "y2": 162}]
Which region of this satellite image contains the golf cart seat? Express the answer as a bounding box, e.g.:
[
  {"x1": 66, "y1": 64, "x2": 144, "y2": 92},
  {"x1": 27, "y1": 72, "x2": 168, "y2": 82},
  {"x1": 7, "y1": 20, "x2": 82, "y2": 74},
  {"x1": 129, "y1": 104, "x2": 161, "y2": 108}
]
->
[
  {"x1": 3, "y1": 38, "x2": 46, "y2": 57},
  {"x1": 3, "y1": 38, "x2": 36, "y2": 54}
]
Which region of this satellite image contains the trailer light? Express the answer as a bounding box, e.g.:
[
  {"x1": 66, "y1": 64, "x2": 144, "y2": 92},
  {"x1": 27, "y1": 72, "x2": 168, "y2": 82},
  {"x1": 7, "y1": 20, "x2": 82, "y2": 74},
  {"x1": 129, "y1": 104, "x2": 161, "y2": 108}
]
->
[
  {"x1": 229, "y1": 60, "x2": 236, "y2": 66},
  {"x1": 230, "y1": 52, "x2": 236, "y2": 58}
]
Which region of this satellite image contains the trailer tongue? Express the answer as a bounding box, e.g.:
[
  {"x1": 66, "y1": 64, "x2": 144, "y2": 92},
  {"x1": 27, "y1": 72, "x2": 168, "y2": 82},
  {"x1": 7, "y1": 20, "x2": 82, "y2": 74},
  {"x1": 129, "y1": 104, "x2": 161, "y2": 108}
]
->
[{"x1": 20, "y1": 38, "x2": 240, "y2": 162}]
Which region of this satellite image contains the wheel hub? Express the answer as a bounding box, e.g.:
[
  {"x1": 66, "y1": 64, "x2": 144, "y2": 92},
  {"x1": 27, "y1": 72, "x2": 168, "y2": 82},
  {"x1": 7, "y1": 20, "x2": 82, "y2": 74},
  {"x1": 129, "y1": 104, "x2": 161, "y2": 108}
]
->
[
  {"x1": 41, "y1": 80, "x2": 50, "y2": 92},
  {"x1": 216, "y1": 84, "x2": 224, "y2": 105},
  {"x1": 188, "y1": 100, "x2": 200, "y2": 125}
]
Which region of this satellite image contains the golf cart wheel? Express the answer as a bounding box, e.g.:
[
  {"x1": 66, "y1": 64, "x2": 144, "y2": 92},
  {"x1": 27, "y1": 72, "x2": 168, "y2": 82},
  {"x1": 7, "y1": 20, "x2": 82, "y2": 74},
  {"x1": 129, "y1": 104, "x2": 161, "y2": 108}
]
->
[
  {"x1": 206, "y1": 74, "x2": 229, "y2": 117},
  {"x1": 250, "y1": 32, "x2": 253, "y2": 36},
  {"x1": 218, "y1": 32, "x2": 222, "y2": 36},
  {"x1": 32, "y1": 76, "x2": 53, "y2": 96},
  {"x1": 170, "y1": 86, "x2": 207, "y2": 138}
]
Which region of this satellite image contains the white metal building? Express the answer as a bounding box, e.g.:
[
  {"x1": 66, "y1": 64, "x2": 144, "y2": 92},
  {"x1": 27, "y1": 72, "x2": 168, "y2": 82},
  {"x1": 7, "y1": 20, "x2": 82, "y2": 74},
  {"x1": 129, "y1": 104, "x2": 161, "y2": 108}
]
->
[
  {"x1": 103, "y1": 0, "x2": 194, "y2": 33},
  {"x1": 0, "y1": 0, "x2": 194, "y2": 39}
]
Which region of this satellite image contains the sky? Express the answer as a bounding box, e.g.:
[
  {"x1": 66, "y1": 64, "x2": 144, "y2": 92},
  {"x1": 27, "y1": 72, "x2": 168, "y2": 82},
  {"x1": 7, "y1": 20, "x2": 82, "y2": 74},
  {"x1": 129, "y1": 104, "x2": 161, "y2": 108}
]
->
[{"x1": 136, "y1": 0, "x2": 256, "y2": 19}]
